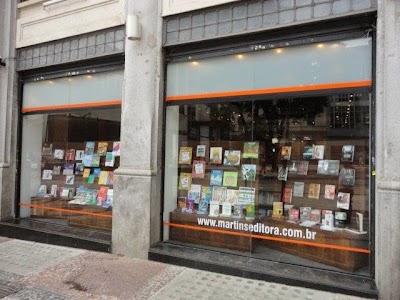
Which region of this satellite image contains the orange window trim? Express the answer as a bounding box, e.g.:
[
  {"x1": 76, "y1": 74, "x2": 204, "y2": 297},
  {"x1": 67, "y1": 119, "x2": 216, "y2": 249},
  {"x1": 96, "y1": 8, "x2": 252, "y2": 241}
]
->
[
  {"x1": 19, "y1": 203, "x2": 112, "y2": 218},
  {"x1": 166, "y1": 81, "x2": 372, "y2": 102},
  {"x1": 22, "y1": 100, "x2": 122, "y2": 113}
]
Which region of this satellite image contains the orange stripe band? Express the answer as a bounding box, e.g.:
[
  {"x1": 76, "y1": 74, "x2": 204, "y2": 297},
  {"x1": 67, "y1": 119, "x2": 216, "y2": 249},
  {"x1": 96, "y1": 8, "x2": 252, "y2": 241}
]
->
[
  {"x1": 164, "y1": 222, "x2": 371, "y2": 254},
  {"x1": 22, "y1": 100, "x2": 122, "y2": 113},
  {"x1": 166, "y1": 81, "x2": 372, "y2": 101},
  {"x1": 20, "y1": 203, "x2": 112, "y2": 218}
]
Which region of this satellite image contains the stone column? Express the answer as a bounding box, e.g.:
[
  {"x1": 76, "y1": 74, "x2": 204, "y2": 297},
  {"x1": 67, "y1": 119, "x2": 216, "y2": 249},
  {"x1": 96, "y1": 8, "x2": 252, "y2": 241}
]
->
[
  {"x1": 112, "y1": 0, "x2": 163, "y2": 259},
  {"x1": 376, "y1": 0, "x2": 400, "y2": 299},
  {"x1": 0, "y1": 1, "x2": 18, "y2": 220}
]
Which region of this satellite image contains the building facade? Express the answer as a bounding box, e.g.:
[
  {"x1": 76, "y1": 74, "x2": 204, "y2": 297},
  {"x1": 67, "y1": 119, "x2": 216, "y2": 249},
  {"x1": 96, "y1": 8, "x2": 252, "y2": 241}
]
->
[{"x1": 1, "y1": 0, "x2": 400, "y2": 299}]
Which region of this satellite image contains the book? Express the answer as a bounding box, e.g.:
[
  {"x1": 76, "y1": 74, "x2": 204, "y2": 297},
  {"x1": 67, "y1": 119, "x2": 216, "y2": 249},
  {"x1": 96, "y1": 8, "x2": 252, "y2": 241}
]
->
[
  {"x1": 87, "y1": 174, "x2": 95, "y2": 184},
  {"x1": 74, "y1": 163, "x2": 84, "y2": 175},
  {"x1": 83, "y1": 168, "x2": 91, "y2": 178},
  {"x1": 54, "y1": 149, "x2": 65, "y2": 160},
  {"x1": 201, "y1": 186, "x2": 212, "y2": 204},
  {"x1": 281, "y1": 146, "x2": 292, "y2": 160},
  {"x1": 65, "y1": 175, "x2": 75, "y2": 185},
  {"x1": 339, "y1": 168, "x2": 356, "y2": 186},
  {"x1": 293, "y1": 182, "x2": 305, "y2": 197},
  {"x1": 107, "y1": 171, "x2": 114, "y2": 185},
  {"x1": 209, "y1": 201, "x2": 220, "y2": 217},
  {"x1": 303, "y1": 145, "x2": 313, "y2": 159},
  {"x1": 91, "y1": 154, "x2": 100, "y2": 167},
  {"x1": 321, "y1": 210, "x2": 335, "y2": 230},
  {"x1": 61, "y1": 188, "x2": 70, "y2": 197},
  {"x1": 238, "y1": 187, "x2": 255, "y2": 205},
  {"x1": 308, "y1": 183, "x2": 320, "y2": 199},
  {"x1": 313, "y1": 145, "x2": 325, "y2": 159},
  {"x1": 98, "y1": 171, "x2": 108, "y2": 185},
  {"x1": 196, "y1": 145, "x2": 206, "y2": 157},
  {"x1": 297, "y1": 161, "x2": 309, "y2": 175},
  {"x1": 232, "y1": 204, "x2": 243, "y2": 218},
  {"x1": 106, "y1": 189, "x2": 114, "y2": 206},
  {"x1": 288, "y1": 208, "x2": 300, "y2": 223},
  {"x1": 243, "y1": 142, "x2": 259, "y2": 158},
  {"x1": 277, "y1": 166, "x2": 288, "y2": 181},
  {"x1": 223, "y1": 171, "x2": 238, "y2": 187},
  {"x1": 97, "y1": 186, "x2": 109, "y2": 205},
  {"x1": 93, "y1": 168, "x2": 100, "y2": 177},
  {"x1": 179, "y1": 147, "x2": 193, "y2": 164},
  {"x1": 50, "y1": 185, "x2": 58, "y2": 197},
  {"x1": 65, "y1": 149, "x2": 75, "y2": 161},
  {"x1": 209, "y1": 147, "x2": 223, "y2": 164},
  {"x1": 75, "y1": 150, "x2": 85, "y2": 161},
  {"x1": 85, "y1": 141, "x2": 95, "y2": 155},
  {"x1": 241, "y1": 164, "x2": 256, "y2": 181},
  {"x1": 177, "y1": 197, "x2": 187, "y2": 210},
  {"x1": 337, "y1": 192, "x2": 351, "y2": 210},
  {"x1": 186, "y1": 198, "x2": 195, "y2": 213},
  {"x1": 300, "y1": 207, "x2": 312, "y2": 222},
  {"x1": 210, "y1": 169, "x2": 223, "y2": 186},
  {"x1": 105, "y1": 152, "x2": 115, "y2": 167},
  {"x1": 223, "y1": 150, "x2": 241, "y2": 166},
  {"x1": 212, "y1": 186, "x2": 227, "y2": 204},
  {"x1": 282, "y1": 188, "x2": 292, "y2": 203},
  {"x1": 310, "y1": 209, "x2": 321, "y2": 223},
  {"x1": 245, "y1": 204, "x2": 255, "y2": 219},
  {"x1": 83, "y1": 155, "x2": 93, "y2": 167},
  {"x1": 112, "y1": 142, "x2": 121, "y2": 156},
  {"x1": 42, "y1": 143, "x2": 53, "y2": 156},
  {"x1": 221, "y1": 202, "x2": 232, "y2": 217},
  {"x1": 198, "y1": 198, "x2": 208, "y2": 214},
  {"x1": 97, "y1": 142, "x2": 108, "y2": 156},
  {"x1": 226, "y1": 189, "x2": 240, "y2": 204},
  {"x1": 288, "y1": 161, "x2": 298, "y2": 174},
  {"x1": 273, "y1": 202, "x2": 283, "y2": 217},
  {"x1": 179, "y1": 173, "x2": 192, "y2": 190},
  {"x1": 324, "y1": 184, "x2": 336, "y2": 200},
  {"x1": 317, "y1": 160, "x2": 329, "y2": 175},
  {"x1": 188, "y1": 184, "x2": 202, "y2": 204},
  {"x1": 327, "y1": 160, "x2": 340, "y2": 176},
  {"x1": 63, "y1": 163, "x2": 74, "y2": 175},
  {"x1": 38, "y1": 185, "x2": 47, "y2": 196},
  {"x1": 192, "y1": 160, "x2": 206, "y2": 179},
  {"x1": 52, "y1": 165, "x2": 61, "y2": 175},
  {"x1": 342, "y1": 145, "x2": 355, "y2": 162}
]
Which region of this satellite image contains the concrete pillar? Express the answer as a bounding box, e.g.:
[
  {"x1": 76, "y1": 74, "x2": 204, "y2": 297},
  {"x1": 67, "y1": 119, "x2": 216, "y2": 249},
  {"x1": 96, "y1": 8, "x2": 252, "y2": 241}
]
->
[
  {"x1": 376, "y1": 0, "x2": 400, "y2": 299},
  {"x1": 112, "y1": 0, "x2": 163, "y2": 259},
  {"x1": 0, "y1": 1, "x2": 18, "y2": 220}
]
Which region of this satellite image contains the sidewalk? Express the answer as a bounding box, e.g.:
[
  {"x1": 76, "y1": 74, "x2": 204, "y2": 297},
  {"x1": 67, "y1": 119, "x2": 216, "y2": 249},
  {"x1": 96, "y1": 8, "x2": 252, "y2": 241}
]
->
[{"x1": 0, "y1": 237, "x2": 371, "y2": 300}]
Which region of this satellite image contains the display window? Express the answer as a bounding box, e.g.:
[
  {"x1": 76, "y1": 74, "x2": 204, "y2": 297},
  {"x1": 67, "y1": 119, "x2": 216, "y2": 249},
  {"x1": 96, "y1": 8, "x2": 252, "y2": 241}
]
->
[{"x1": 163, "y1": 37, "x2": 372, "y2": 275}]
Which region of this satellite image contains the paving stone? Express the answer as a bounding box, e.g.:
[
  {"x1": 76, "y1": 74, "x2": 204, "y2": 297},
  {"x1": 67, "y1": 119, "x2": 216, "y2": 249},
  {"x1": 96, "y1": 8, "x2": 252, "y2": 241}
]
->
[
  {"x1": 0, "y1": 279, "x2": 23, "y2": 298},
  {"x1": 2, "y1": 288, "x2": 68, "y2": 300}
]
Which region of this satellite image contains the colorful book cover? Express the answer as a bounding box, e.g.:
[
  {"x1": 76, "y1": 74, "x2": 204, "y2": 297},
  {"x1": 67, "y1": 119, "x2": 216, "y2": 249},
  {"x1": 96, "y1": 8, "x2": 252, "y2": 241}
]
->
[
  {"x1": 179, "y1": 147, "x2": 193, "y2": 164},
  {"x1": 241, "y1": 164, "x2": 256, "y2": 181},
  {"x1": 238, "y1": 187, "x2": 255, "y2": 205},
  {"x1": 83, "y1": 155, "x2": 93, "y2": 167},
  {"x1": 42, "y1": 143, "x2": 53, "y2": 156},
  {"x1": 300, "y1": 207, "x2": 312, "y2": 222},
  {"x1": 210, "y1": 169, "x2": 223, "y2": 186},
  {"x1": 97, "y1": 142, "x2": 108, "y2": 156},
  {"x1": 226, "y1": 189, "x2": 240, "y2": 204},
  {"x1": 288, "y1": 208, "x2": 300, "y2": 223},
  {"x1": 112, "y1": 141, "x2": 121, "y2": 156},
  {"x1": 324, "y1": 184, "x2": 336, "y2": 200},
  {"x1": 185, "y1": 198, "x2": 195, "y2": 213},
  {"x1": 74, "y1": 150, "x2": 84, "y2": 161},
  {"x1": 91, "y1": 154, "x2": 100, "y2": 167},
  {"x1": 192, "y1": 160, "x2": 206, "y2": 179},
  {"x1": 42, "y1": 170, "x2": 53, "y2": 180},
  {"x1": 297, "y1": 161, "x2": 309, "y2": 175},
  {"x1": 98, "y1": 171, "x2": 108, "y2": 185},
  {"x1": 277, "y1": 166, "x2": 288, "y2": 181},
  {"x1": 63, "y1": 163, "x2": 74, "y2": 175},
  {"x1": 232, "y1": 204, "x2": 243, "y2": 218},
  {"x1": 188, "y1": 184, "x2": 202, "y2": 204},
  {"x1": 74, "y1": 163, "x2": 84, "y2": 175},
  {"x1": 303, "y1": 145, "x2": 313, "y2": 159},
  {"x1": 105, "y1": 152, "x2": 115, "y2": 167},
  {"x1": 201, "y1": 186, "x2": 212, "y2": 204},
  {"x1": 85, "y1": 141, "x2": 95, "y2": 155},
  {"x1": 282, "y1": 188, "x2": 292, "y2": 203},
  {"x1": 223, "y1": 171, "x2": 238, "y2": 187},
  {"x1": 93, "y1": 168, "x2": 101, "y2": 178},
  {"x1": 327, "y1": 160, "x2": 340, "y2": 176},
  {"x1": 293, "y1": 182, "x2": 305, "y2": 197},
  {"x1": 317, "y1": 160, "x2": 329, "y2": 175},
  {"x1": 339, "y1": 168, "x2": 356, "y2": 186},
  {"x1": 209, "y1": 147, "x2": 223, "y2": 164},
  {"x1": 313, "y1": 145, "x2": 325, "y2": 159},
  {"x1": 107, "y1": 171, "x2": 114, "y2": 185},
  {"x1": 87, "y1": 174, "x2": 95, "y2": 184},
  {"x1": 281, "y1": 146, "x2": 292, "y2": 160},
  {"x1": 308, "y1": 183, "x2": 320, "y2": 199},
  {"x1": 83, "y1": 168, "x2": 91, "y2": 178},
  {"x1": 54, "y1": 149, "x2": 65, "y2": 160},
  {"x1": 321, "y1": 210, "x2": 334, "y2": 228},
  {"x1": 243, "y1": 142, "x2": 259, "y2": 159},
  {"x1": 221, "y1": 202, "x2": 232, "y2": 217},
  {"x1": 337, "y1": 192, "x2": 351, "y2": 210},
  {"x1": 96, "y1": 186, "x2": 109, "y2": 204},
  {"x1": 341, "y1": 145, "x2": 355, "y2": 162},
  {"x1": 65, "y1": 175, "x2": 75, "y2": 185},
  {"x1": 209, "y1": 201, "x2": 220, "y2": 217},
  {"x1": 198, "y1": 198, "x2": 208, "y2": 214},
  {"x1": 212, "y1": 186, "x2": 227, "y2": 204},
  {"x1": 245, "y1": 204, "x2": 255, "y2": 219},
  {"x1": 37, "y1": 185, "x2": 46, "y2": 197},
  {"x1": 272, "y1": 202, "x2": 283, "y2": 217},
  {"x1": 106, "y1": 189, "x2": 114, "y2": 206},
  {"x1": 52, "y1": 165, "x2": 61, "y2": 175},
  {"x1": 65, "y1": 149, "x2": 76, "y2": 161},
  {"x1": 288, "y1": 160, "x2": 299, "y2": 174},
  {"x1": 177, "y1": 197, "x2": 187, "y2": 210},
  {"x1": 179, "y1": 172, "x2": 192, "y2": 190},
  {"x1": 310, "y1": 209, "x2": 321, "y2": 223},
  {"x1": 223, "y1": 150, "x2": 241, "y2": 166},
  {"x1": 196, "y1": 145, "x2": 206, "y2": 157}
]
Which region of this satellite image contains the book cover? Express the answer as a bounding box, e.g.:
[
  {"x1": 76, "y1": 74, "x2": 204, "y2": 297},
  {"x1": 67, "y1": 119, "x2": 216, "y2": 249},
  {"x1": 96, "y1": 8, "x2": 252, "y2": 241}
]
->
[
  {"x1": 188, "y1": 184, "x2": 202, "y2": 204},
  {"x1": 281, "y1": 146, "x2": 292, "y2": 160},
  {"x1": 282, "y1": 188, "x2": 292, "y2": 203},
  {"x1": 303, "y1": 145, "x2": 313, "y2": 159},
  {"x1": 209, "y1": 147, "x2": 223, "y2": 164},
  {"x1": 201, "y1": 186, "x2": 212, "y2": 204},
  {"x1": 223, "y1": 150, "x2": 241, "y2": 166},
  {"x1": 300, "y1": 207, "x2": 312, "y2": 222},
  {"x1": 87, "y1": 174, "x2": 95, "y2": 184},
  {"x1": 74, "y1": 163, "x2": 84, "y2": 175},
  {"x1": 83, "y1": 168, "x2": 91, "y2": 178},
  {"x1": 221, "y1": 202, "x2": 232, "y2": 217},
  {"x1": 297, "y1": 161, "x2": 309, "y2": 175},
  {"x1": 288, "y1": 208, "x2": 300, "y2": 223},
  {"x1": 321, "y1": 210, "x2": 334, "y2": 229},
  {"x1": 98, "y1": 171, "x2": 108, "y2": 185},
  {"x1": 288, "y1": 160, "x2": 299, "y2": 174},
  {"x1": 245, "y1": 204, "x2": 255, "y2": 219},
  {"x1": 243, "y1": 142, "x2": 259, "y2": 159},
  {"x1": 97, "y1": 142, "x2": 108, "y2": 156},
  {"x1": 198, "y1": 198, "x2": 208, "y2": 214},
  {"x1": 93, "y1": 168, "x2": 101, "y2": 177},
  {"x1": 210, "y1": 169, "x2": 223, "y2": 186},
  {"x1": 339, "y1": 168, "x2": 356, "y2": 186},
  {"x1": 105, "y1": 189, "x2": 114, "y2": 207},
  {"x1": 212, "y1": 186, "x2": 227, "y2": 204},
  {"x1": 107, "y1": 171, "x2": 114, "y2": 185},
  {"x1": 52, "y1": 165, "x2": 61, "y2": 175},
  {"x1": 342, "y1": 145, "x2": 355, "y2": 162},
  {"x1": 277, "y1": 166, "x2": 288, "y2": 181},
  {"x1": 293, "y1": 182, "x2": 305, "y2": 197},
  {"x1": 232, "y1": 204, "x2": 243, "y2": 218},
  {"x1": 196, "y1": 145, "x2": 206, "y2": 157},
  {"x1": 324, "y1": 184, "x2": 336, "y2": 200},
  {"x1": 65, "y1": 149, "x2": 75, "y2": 161},
  {"x1": 185, "y1": 199, "x2": 195, "y2": 213},
  {"x1": 223, "y1": 171, "x2": 238, "y2": 187},
  {"x1": 65, "y1": 175, "x2": 75, "y2": 185},
  {"x1": 42, "y1": 143, "x2": 53, "y2": 156},
  {"x1": 85, "y1": 142, "x2": 95, "y2": 155},
  {"x1": 327, "y1": 160, "x2": 340, "y2": 176},
  {"x1": 61, "y1": 188, "x2": 70, "y2": 198},
  {"x1": 179, "y1": 147, "x2": 193, "y2": 164},
  {"x1": 337, "y1": 192, "x2": 351, "y2": 210},
  {"x1": 272, "y1": 202, "x2": 283, "y2": 217},
  {"x1": 209, "y1": 201, "x2": 220, "y2": 217},
  {"x1": 83, "y1": 155, "x2": 93, "y2": 167},
  {"x1": 50, "y1": 185, "x2": 58, "y2": 197},
  {"x1": 63, "y1": 163, "x2": 74, "y2": 175},
  {"x1": 179, "y1": 172, "x2": 192, "y2": 190},
  {"x1": 177, "y1": 197, "x2": 187, "y2": 210},
  {"x1": 241, "y1": 164, "x2": 256, "y2": 181},
  {"x1": 105, "y1": 152, "x2": 115, "y2": 167},
  {"x1": 192, "y1": 160, "x2": 206, "y2": 179},
  {"x1": 313, "y1": 145, "x2": 325, "y2": 159},
  {"x1": 42, "y1": 169, "x2": 53, "y2": 180},
  {"x1": 54, "y1": 149, "x2": 65, "y2": 160},
  {"x1": 91, "y1": 154, "x2": 100, "y2": 167},
  {"x1": 226, "y1": 189, "x2": 240, "y2": 204},
  {"x1": 112, "y1": 142, "x2": 120, "y2": 156},
  {"x1": 317, "y1": 160, "x2": 329, "y2": 175},
  {"x1": 75, "y1": 150, "x2": 85, "y2": 161},
  {"x1": 308, "y1": 183, "x2": 320, "y2": 199},
  {"x1": 97, "y1": 186, "x2": 109, "y2": 204},
  {"x1": 238, "y1": 187, "x2": 255, "y2": 205},
  {"x1": 310, "y1": 209, "x2": 321, "y2": 223}
]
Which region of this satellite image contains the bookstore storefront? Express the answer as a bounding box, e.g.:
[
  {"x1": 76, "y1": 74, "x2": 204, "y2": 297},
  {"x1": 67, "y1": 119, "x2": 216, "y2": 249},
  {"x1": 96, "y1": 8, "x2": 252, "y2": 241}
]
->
[
  {"x1": 163, "y1": 35, "x2": 373, "y2": 276},
  {"x1": 19, "y1": 68, "x2": 122, "y2": 234}
]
